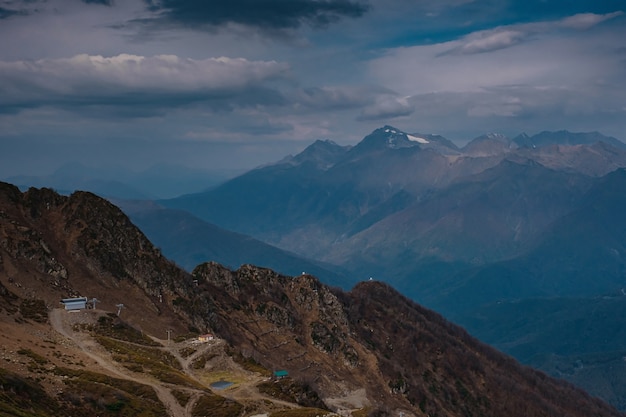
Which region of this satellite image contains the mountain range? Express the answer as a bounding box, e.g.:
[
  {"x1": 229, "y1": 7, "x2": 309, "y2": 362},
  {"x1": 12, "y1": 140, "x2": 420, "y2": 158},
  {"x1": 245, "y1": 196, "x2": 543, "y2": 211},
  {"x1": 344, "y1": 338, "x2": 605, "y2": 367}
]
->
[
  {"x1": 4, "y1": 125, "x2": 626, "y2": 411},
  {"x1": 157, "y1": 126, "x2": 626, "y2": 302},
  {"x1": 1, "y1": 181, "x2": 623, "y2": 417},
  {"x1": 138, "y1": 126, "x2": 626, "y2": 408}
]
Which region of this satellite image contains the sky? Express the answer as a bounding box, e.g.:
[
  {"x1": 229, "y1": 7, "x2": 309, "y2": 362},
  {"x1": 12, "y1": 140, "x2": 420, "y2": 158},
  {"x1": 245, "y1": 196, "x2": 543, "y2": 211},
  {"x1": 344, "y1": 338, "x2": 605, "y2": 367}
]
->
[{"x1": 1, "y1": 0, "x2": 625, "y2": 177}]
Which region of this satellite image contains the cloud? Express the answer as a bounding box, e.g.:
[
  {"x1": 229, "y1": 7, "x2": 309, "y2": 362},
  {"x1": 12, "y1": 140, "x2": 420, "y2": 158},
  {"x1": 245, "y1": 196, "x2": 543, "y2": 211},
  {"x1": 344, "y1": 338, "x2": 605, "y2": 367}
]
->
[
  {"x1": 397, "y1": 84, "x2": 626, "y2": 142},
  {"x1": 82, "y1": 0, "x2": 114, "y2": 5},
  {"x1": 0, "y1": 7, "x2": 19, "y2": 19},
  {"x1": 560, "y1": 11, "x2": 624, "y2": 30},
  {"x1": 358, "y1": 94, "x2": 414, "y2": 120},
  {"x1": 293, "y1": 86, "x2": 371, "y2": 110},
  {"x1": 140, "y1": 0, "x2": 369, "y2": 32},
  {"x1": 450, "y1": 30, "x2": 527, "y2": 55},
  {"x1": 184, "y1": 117, "x2": 294, "y2": 142},
  {"x1": 289, "y1": 85, "x2": 419, "y2": 119},
  {"x1": 371, "y1": 10, "x2": 626, "y2": 96},
  {"x1": 444, "y1": 11, "x2": 624, "y2": 56},
  {"x1": 365, "y1": 9, "x2": 626, "y2": 141},
  {"x1": 0, "y1": 54, "x2": 290, "y2": 115},
  {"x1": 0, "y1": 0, "x2": 41, "y2": 19}
]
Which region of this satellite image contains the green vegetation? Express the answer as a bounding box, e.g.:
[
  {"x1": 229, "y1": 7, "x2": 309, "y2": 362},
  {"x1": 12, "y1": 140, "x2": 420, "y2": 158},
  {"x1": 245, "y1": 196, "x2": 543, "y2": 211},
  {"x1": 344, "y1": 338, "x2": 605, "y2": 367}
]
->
[
  {"x1": 191, "y1": 393, "x2": 243, "y2": 417},
  {"x1": 173, "y1": 332, "x2": 199, "y2": 343},
  {"x1": 95, "y1": 336, "x2": 203, "y2": 389},
  {"x1": 17, "y1": 348, "x2": 48, "y2": 365},
  {"x1": 54, "y1": 367, "x2": 157, "y2": 397},
  {"x1": 94, "y1": 314, "x2": 161, "y2": 346},
  {"x1": 95, "y1": 335, "x2": 179, "y2": 369},
  {"x1": 0, "y1": 368, "x2": 59, "y2": 417},
  {"x1": 258, "y1": 379, "x2": 326, "y2": 409},
  {"x1": 54, "y1": 367, "x2": 167, "y2": 417},
  {"x1": 171, "y1": 389, "x2": 192, "y2": 407},
  {"x1": 350, "y1": 408, "x2": 369, "y2": 417},
  {"x1": 225, "y1": 347, "x2": 271, "y2": 376},
  {"x1": 17, "y1": 348, "x2": 50, "y2": 373}
]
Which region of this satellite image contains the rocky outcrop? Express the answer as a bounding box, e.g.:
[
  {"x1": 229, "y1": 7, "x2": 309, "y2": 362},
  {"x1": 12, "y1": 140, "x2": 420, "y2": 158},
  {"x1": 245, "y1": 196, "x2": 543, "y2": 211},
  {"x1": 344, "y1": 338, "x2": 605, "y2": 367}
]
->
[{"x1": 185, "y1": 261, "x2": 625, "y2": 417}]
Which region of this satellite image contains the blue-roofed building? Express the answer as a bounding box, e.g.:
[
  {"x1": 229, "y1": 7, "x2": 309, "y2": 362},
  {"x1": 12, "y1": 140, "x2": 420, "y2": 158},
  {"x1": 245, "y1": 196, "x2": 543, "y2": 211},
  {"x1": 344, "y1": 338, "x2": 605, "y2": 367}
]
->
[
  {"x1": 273, "y1": 370, "x2": 288, "y2": 379},
  {"x1": 60, "y1": 297, "x2": 88, "y2": 311}
]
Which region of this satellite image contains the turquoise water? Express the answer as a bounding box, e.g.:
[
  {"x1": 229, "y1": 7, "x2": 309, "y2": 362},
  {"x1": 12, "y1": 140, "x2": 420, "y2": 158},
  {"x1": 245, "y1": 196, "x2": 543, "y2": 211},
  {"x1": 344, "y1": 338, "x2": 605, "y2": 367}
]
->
[{"x1": 210, "y1": 380, "x2": 234, "y2": 390}]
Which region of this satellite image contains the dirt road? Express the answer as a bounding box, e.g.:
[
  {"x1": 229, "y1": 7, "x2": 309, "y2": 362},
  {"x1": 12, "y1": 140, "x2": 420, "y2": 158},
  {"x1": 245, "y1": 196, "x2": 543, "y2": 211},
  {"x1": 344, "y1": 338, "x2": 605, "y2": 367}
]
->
[
  {"x1": 49, "y1": 308, "x2": 193, "y2": 417},
  {"x1": 49, "y1": 308, "x2": 311, "y2": 416}
]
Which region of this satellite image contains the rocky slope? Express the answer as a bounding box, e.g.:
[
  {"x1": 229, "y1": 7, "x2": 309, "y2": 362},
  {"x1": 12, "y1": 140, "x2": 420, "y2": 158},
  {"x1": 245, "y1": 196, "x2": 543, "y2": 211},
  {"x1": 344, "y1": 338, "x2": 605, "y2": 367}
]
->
[
  {"x1": 1, "y1": 182, "x2": 623, "y2": 417},
  {"x1": 188, "y1": 262, "x2": 624, "y2": 417}
]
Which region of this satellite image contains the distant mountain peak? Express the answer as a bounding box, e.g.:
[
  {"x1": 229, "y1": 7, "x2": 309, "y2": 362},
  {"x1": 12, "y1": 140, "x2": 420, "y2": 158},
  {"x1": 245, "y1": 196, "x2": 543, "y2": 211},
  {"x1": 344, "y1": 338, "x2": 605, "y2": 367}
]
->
[
  {"x1": 349, "y1": 126, "x2": 418, "y2": 152},
  {"x1": 285, "y1": 138, "x2": 350, "y2": 170},
  {"x1": 485, "y1": 132, "x2": 509, "y2": 141},
  {"x1": 515, "y1": 130, "x2": 626, "y2": 150},
  {"x1": 308, "y1": 138, "x2": 341, "y2": 149},
  {"x1": 381, "y1": 124, "x2": 402, "y2": 133},
  {"x1": 468, "y1": 132, "x2": 510, "y2": 143},
  {"x1": 463, "y1": 132, "x2": 515, "y2": 155}
]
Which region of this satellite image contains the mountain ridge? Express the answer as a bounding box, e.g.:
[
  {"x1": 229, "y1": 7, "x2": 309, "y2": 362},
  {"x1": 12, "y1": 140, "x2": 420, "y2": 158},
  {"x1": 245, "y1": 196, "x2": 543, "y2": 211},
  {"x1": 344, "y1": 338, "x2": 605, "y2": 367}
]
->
[
  {"x1": 1, "y1": 181, "x2": 624, "y2": 416},
  {"x1": 149, "y1": 126, "x2": 626, "y2": 409}
]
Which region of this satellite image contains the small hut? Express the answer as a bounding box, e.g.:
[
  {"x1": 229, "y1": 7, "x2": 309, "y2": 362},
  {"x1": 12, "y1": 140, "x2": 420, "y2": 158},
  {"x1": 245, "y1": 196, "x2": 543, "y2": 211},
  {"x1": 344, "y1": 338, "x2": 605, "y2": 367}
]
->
[
  {"x1": 273, "y1": 370, "x2": 289, "y2": 379},
  {"x1": 60, "y1": 297, "x2": 88, "y2": 311},
  {"x1": 198, "y1": 334, "x2": 214, "y2": 342}
]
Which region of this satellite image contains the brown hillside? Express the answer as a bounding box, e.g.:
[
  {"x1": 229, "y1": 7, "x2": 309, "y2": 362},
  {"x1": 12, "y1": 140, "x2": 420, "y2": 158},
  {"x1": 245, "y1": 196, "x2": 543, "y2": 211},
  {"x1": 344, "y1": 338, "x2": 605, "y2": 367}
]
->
[
  {"x1": 0, "y1": 182, "x2": 193, "y2": 336},
  {"x1": 0, "y1": 182, "x2": 624, "y2": 417},
  {"x1": 189, "y1": 262, "x2": 624, "y2": 417}
]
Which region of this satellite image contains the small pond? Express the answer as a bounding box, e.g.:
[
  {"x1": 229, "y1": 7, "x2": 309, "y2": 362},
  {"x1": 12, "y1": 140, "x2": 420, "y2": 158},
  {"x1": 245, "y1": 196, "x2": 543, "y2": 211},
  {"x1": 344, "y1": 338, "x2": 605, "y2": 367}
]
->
[{"x1": 210, "y1": 380, "x2": 234, "y2": 390}]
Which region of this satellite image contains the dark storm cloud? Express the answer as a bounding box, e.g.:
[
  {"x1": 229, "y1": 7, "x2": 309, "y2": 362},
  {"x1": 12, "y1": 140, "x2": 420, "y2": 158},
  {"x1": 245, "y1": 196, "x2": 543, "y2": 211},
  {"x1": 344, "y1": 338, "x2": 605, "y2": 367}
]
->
[
  {"x1": 141, "y1": 0, "x2": 369, "y2": 31},
  {"x1": 0, "y1": 7, "x2": 19, "y2": 19},
  {"x1": 0, "y1": 86, "x2": 286, "y2": 119},
  {"x1": 81, "y1": 0, "x2": 114, "y2": 5},
  {"x1": 0, "y1": 0, "x2": 41, "y2": 19}
]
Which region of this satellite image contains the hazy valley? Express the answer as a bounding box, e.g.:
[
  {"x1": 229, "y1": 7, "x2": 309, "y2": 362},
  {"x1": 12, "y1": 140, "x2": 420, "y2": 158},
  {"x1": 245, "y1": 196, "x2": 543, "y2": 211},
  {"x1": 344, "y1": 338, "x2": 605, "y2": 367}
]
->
[
  {"x1": 3, "y1": 125, "x2": 626, "y2": 416},
  {"x1": 137, "y1": 126, "x2": 626, "y2": 410},
  {"x1": 1, "y1": 181, "x2": 624, "y2": 417}
]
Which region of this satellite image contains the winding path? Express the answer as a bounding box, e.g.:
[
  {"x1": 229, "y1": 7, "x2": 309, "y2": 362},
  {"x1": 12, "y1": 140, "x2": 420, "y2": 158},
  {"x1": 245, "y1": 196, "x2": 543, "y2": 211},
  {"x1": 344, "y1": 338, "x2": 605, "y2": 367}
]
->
[
  {"x1": 49, "y1": 308, "x2": 194, "y2": 417},
  {"x1": 49, "y1": 308, "x2": 302, "y2": 416}
]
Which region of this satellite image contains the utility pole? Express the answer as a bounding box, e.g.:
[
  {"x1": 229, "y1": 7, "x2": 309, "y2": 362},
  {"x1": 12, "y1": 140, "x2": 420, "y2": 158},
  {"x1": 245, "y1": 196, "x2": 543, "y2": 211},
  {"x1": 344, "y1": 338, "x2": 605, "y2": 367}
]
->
[
  {"x1": 116, "y1": 303, "x2": 124, "y2": 316},
  {"x1": 166, "y1": 329, "x2": 172, "y2": 345}
]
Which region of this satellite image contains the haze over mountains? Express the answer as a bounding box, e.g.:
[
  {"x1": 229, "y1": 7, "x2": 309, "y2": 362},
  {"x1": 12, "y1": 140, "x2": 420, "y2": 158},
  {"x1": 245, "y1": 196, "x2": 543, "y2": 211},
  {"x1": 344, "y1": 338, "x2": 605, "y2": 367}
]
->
[
  {"x1": 1, "y1": 182, "x2": 624, "y2": 417},
  {"x1": 157, "y1": 126, "x2": 626, "y2": 303},
  {"x1": 4, "y1": 162, "x2": 242, "y2": 200},
  {"x1": 4, "y1": 124, "x2": 626, "y2": 411},
  {"x1": 148, "y1": 125, "x2": 626, "y2": 408}
]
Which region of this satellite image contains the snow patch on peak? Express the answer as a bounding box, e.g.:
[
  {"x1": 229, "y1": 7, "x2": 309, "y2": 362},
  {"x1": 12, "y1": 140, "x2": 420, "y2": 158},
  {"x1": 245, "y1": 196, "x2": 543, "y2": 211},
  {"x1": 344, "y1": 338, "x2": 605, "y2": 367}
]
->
[
  {"x1": 407, "y1": 134, "x2": 429, "y2": 144},
  {"x1": 486, "y1": 133, "x2": 508, "y2": 140}
]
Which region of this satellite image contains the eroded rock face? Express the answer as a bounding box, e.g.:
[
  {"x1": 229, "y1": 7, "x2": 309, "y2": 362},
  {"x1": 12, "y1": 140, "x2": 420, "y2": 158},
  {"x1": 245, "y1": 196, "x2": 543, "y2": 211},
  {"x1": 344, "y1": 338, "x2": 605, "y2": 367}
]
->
[
  {"x1": 193, "y1": 261, "x2": 240, "y2": 296},
  {"x1": 0, "y1": 225, "x2": 68, "y2": 280},
  {"x1": 0, "y1": 182, "x2": 195, "y2": 335},
  {"x1": 0, "y1": 193, "x2": 70, "y2": 293},
  {"x1": 184, "y1": 261, "x2": 626, "y2": 417}
]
